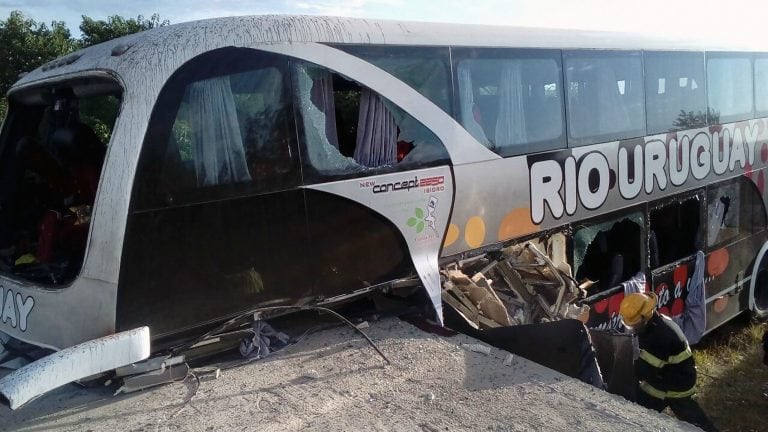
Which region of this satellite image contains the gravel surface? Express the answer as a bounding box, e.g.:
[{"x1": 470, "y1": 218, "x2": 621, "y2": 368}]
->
[{"x1": 0, "y1": 318, "x2": 700, "y2": 431}]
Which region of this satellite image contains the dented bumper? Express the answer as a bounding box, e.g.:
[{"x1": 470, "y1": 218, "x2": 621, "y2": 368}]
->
[{"x1": 0, "y1": 326, "x2": 150, "y2": 409}]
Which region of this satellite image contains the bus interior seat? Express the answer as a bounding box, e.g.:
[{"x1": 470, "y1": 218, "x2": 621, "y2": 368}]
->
[{"x1": 33, "y1": 123, "x2": 102, "y2": 266}]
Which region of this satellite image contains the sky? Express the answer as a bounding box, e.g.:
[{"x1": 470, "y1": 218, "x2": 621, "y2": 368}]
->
[{"x1": 1, "y1": 0, "x2": 766, "y2": 45}]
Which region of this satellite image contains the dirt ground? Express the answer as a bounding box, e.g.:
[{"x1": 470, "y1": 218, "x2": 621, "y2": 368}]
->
[{"x1": 0, "y1": 317, "x2": 699, "y2": 431}]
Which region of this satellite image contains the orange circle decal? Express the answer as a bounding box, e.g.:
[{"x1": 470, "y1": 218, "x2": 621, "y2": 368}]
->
[
  {"x1": 443, "y1": 223, "x2": 460, "y2": 247},
  {"x1": 465, "y1": 216, "x2": 486, "y2": 249},
  {"x1": 707, "y1": 248, "x2": 730, "y2": 277},
  {"x1": 497, "y1": 208, "x2": 538, "y2": 241}
]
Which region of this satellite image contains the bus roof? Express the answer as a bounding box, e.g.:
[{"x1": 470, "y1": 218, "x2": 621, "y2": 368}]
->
[{"x1": 11, "y1": 14, "x2": 765, "y2": 92}]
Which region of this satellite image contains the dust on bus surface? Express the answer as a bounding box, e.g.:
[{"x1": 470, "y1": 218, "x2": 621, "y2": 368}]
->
[{"x1": 0, "y1": 78, "x2": 121, "y2": 286}]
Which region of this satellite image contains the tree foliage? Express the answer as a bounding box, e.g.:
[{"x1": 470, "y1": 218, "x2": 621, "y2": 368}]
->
[
  {"x1": 0, "y1": 11, "x2": 76, "y2": 97},
  {"x1": 79, "y1": 13, "x2": 169, "y2": 47},
  {"x1": 0, "y1": 10, "x2": 168, "y2": 120}
]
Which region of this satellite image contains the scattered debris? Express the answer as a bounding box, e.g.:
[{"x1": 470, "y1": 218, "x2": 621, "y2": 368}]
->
[
  {"x1": 114, "y1": 362, "x2": 190, "y2": 395},
  {"x1": 114, "y1": 355, "x2": 185, "y2": 378},
  {"x1": 195, "y1": 367, "x2": 221, "y2": 382},
  {"x1": 443, "y1": 238, "x2": 588, "y2": 330},
  {"x1": 503, "y1": 353, "x2": 515, "y2": 367},
  {"x1": 460, "y1": 343, "x2": 491, "y2": 355},
  {"x1": 173, "y1": 305, "x2": 392, "y2": 366},
  {"x1": 239, "y1": 320, "x2": 290, "y2": 359},
  {"x1": 355, "y1": 321, "x2": 370, "y2": 330},
  {"x1": 302, "y1": 369, "x2": 321, "y2": 380}
]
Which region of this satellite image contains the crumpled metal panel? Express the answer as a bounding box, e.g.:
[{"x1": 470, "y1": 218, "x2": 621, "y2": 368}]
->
[{"x1": 588, "y1": 330, "x2": 637, "y2": 401}]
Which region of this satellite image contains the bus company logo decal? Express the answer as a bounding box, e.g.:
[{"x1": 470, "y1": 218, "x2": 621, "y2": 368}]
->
[
  {"x1": 529, "y1": 124, "x2": 761, "y2": 224},
  {"x1": 419, "y1": 176, "x2": 446, "y2": 194},
  {"x1": 0, "y1": 285, "x2": 35, "y2": 332},
  {"x1": 407, "y1": 196, "x2": 439, "y2": 235},
  {"x1": 360, "y1": 175, "x2": 445, "y2": 195}
]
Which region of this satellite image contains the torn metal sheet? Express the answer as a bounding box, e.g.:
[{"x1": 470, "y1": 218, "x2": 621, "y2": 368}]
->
[
  {"x1": 588, "y1": 330, "x2": 637, "y2": 401},
  {"x1": 114, "y1": 355, "x2": 185, "y2": 378},
  {"x1": 0, "y1": 327, "x2": 150, "y2": 409},
  {"x1": 114, "y1": 362, "x2": 189, "y2": 395}
]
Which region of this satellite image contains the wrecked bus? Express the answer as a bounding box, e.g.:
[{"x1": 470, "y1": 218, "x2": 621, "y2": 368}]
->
[{"x1": 1, "y1": 14, "x2": 768, "y2": 406}]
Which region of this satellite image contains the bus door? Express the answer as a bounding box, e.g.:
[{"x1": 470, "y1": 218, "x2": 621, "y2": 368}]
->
[
  {"x1": 647, "y1": 191, "x2": 705, "y2": 337},
  {"x1": 704, "y1": 177, "x2": 768, "y2": 331}
]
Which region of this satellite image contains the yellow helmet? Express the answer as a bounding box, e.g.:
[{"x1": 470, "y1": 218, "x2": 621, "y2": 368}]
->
[{"x1": 619, "y1": 292, "x2": 657, "y2": 327}]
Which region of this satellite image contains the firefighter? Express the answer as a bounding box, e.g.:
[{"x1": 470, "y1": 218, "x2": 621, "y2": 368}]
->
[{"x1": 619, "y1": 292, "x2": 717, "y2": 432}]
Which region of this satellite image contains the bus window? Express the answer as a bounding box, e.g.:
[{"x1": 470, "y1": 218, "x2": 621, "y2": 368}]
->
[
  {"x1": 292, "y1": 61, "x2": 449, "y2": 181},
  {"x1": 452, "y1": 48, "x2": 565, "y2": 156},
  {"x1": 123, "y1": 48, "x2": 309, "y2": 336},
  {"x1": 649, "y1": 194, "x2": 703, "y2": 268},
  {"x1": 755, "y1": 56, "x2": 768, "y2": 117},
  {"x1": 644, "y1": 51, "x2": 706, "y2": 134},
  {"x1": 134, "y1": 48, "x2": 299, "y2": 209},
  {"x1": 707, "y1": 177, "x2": 766, "y2": 247},
  {"x1": 564, "y1": 50, "x2": 645, "y2": 146},
  {"x1": 707, "y1": 54, "x2": 753, "y2": 124},
  {"x1": 573, "y1": 211, "x2": 644, "y2": 295},
  {"x1": 0, "y1": 79, "x2": 121, "y2": 286},
  {"x1": 333, "y1": 45, "x2": 452, "y2": 114}
]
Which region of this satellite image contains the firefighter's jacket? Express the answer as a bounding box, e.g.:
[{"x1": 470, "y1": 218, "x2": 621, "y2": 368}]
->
[{"x1": 635, "y1": 312, "x2": 696, "y2": 399}]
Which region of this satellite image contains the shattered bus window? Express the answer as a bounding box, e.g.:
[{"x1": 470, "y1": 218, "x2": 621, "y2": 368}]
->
[
  {"x1": 649, "y1": 194, "x2": 702, "y2": 268},
  {"x1": 707, "y1": 177, "x2": 763, "y2": 247},
  {"x1": 0, "y1": 80, "x2": 121, "y2": 286},
  {"x1": 574, "y1": 212, "x2": 644, "y2": 295}
]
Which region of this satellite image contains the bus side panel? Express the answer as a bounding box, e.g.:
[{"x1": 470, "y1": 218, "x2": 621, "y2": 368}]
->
[
  {"x1": 650, "y1": 257, "x2": 696, "y2": 323},
  {"x1": 117, "y1": 188, "x2": 309, "y2": 338},
  {"x1": 303, "y1": 189, "x2": 414, "y2": 298},
  {"x1": 585, "y1": 292, "x2": 626, "y2": 331},
  {"x1": 704, "y1": 232, "x2": 767, "y2": 331},
  {"x1": 582, "y1": 259, "x2": 699, "y2": 333},
  {"x1": 307, "y1": 166, "x2": 454, "y2": 321}
]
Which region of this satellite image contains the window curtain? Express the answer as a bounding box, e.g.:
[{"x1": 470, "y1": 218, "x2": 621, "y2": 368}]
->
[
  {"x1": 354, "y1": 88, "x2": 397, "y2": 167},
  {"x1": 310, "y1": 70, "x2": 340, "y2": 149},
  {"x1": 495, "y1": 61, "x2": 527, "y2": 149},
  {"x1": 186, "y1": 76, "x2": 251, "y2": 186},
  {"x1": 457, "y1": 63, "x2": 491, "y2": 147},
  {"x1": 293, "y1": 63, "x2": 359, "y2": 172}
]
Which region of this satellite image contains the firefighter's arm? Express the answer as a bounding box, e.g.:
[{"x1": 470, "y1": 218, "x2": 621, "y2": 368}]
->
[{"x1": 634, "y1": 356, "x2": 661, "y2": 381}]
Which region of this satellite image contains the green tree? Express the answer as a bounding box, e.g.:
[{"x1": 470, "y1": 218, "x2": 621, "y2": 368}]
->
[
  {"x1": 0, "y1": 11, "x2": 169, "y2": 120},
  {"x1": 79, "y1": 13, "x2": 169, "y2": 47},
  {"x1": 0, "y1": 11, "x2": 76, "y2": 97}
]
